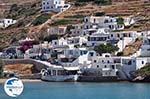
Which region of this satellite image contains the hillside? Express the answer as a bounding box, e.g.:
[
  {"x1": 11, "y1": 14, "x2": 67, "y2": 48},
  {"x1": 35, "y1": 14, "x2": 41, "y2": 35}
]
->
[{"x1": 0, "y1": 0, "x2": 149, "y2": 50}]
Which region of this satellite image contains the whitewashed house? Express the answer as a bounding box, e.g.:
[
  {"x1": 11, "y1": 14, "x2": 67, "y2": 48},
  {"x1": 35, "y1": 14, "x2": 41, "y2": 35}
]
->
[
  {"x1": 84, "y1": 16, "x2": 125, "y2": 31},
  {"x1": 135, "y1": 57, "x2": 150, "y2": 70},
  {"x1": 42, "y1": 0, "x2": 71, "y2": 12},
  {"x1": 124, "y1": 16, "x2": 135, "y2": 26},
  {"x1": 0, "y1": 19, "x2": 16, "y2": 28},
  {"x1": 24, "y1": 42, "x2": 52, "y2": 59},
  {"x1": 110, "y1": 31, "x2": 138, "y2": 52},
  {"x1": 67, "y1": 36, "x2": 87, "y2": 46},
  {"x1": 87, "y1": 33, "x2": 109, "y2": 47},
  {"x1": 47, "y1": 26, "x2": 67, "y2": 35},
  {"x1": 88, "y1": 53, "x2": 150, "y2": 78},
  {"x1": 71, "y1": 16, "x2": 125, "y2": 37},
  {"x1": 90, "y1": 53, "x2": 122, "y2": 77},
  {"x1": 140, "y1": 36, "x2": 150, "y2": 57},
  {"x1": 51, "y1": 38, "x2": 68, "y2": 48},
  {"x1": 58, "y1": 48, "x2": 97, "y2": 68},
  {"x1": 70, "y1": 24, "x2": 87, "y2": 36}
]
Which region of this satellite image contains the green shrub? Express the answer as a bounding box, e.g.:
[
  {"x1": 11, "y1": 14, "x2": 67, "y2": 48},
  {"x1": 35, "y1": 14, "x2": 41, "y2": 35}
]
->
[
  {"x1": 66, "y1": 15, "x2": 85, "y2": 19},
  {"x1": 32, "y1": 13, "x2": 51, "y2": 26},
  {"x1": 94, "y1": 0, "x2": 112, "y2": 5},
  {"x1": 76, "y1": 0, "x2": 111, "y2": 6},
  {"x1": 94, "y1": 12, "x2": 105, "y2": 16},
  {"x1": 116, "y1": 17, "x2": 124, "y2": 25},
  {"x1": 94, "y1": 43, "x2": 119, "y2": 55},
  {"x1": 51, "y1": 20, "x2": 70, "y2": 26},
  {"x1": 75, "y1": 2, "x2": 87, "y2": 6}
]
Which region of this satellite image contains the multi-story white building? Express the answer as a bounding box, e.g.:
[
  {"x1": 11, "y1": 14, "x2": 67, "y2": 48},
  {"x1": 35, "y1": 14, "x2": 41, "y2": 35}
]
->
[
  {"x1": 0, "y1": 19, "x2": 16, "y2": 28},
  {"x1": 86, "y1": 53, "x2": 150, "y2": 78},
  {"x1": 84, "y1": 16, "x2": 125, "y2": 31},
  {"x1": 139, "y1": 36, "x2": 150, "y2": 57},
  {"x1": 87, "y1": 33, "x2": 109, "y2": 47},
  {"x1": 71, "y1": 16, "x2": 128, "y2": 37},
  {"x1": 42, "y1": 0, "x2": 71, "y2": 12}
]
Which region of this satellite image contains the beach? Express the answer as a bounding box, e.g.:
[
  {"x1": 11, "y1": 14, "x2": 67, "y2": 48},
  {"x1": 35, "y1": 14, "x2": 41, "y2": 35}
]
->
[{"x1": 0, "y1": 79, "x2": 41, "y2": 84}]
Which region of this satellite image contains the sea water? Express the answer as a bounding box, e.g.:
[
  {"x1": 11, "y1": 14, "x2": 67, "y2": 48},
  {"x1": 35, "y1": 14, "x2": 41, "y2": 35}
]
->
[{"x1": 0, "y1": 82, "x2": 150, "y2": 99}]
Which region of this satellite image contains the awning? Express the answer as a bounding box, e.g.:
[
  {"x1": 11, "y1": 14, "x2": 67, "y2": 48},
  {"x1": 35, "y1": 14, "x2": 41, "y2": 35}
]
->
[{"x1": 64, "y1": 67, "x2": 79, "y2": 71}]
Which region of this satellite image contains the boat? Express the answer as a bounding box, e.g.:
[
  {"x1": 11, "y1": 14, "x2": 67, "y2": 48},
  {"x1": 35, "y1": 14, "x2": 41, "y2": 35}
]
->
[{"x1": 41, "y1": 66, "x2": 79, "y2": 82}]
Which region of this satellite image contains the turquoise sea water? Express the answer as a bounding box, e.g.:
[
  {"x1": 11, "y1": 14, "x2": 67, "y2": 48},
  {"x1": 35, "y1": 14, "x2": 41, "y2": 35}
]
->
[{"x1": 0, "y1": 82, "x2": 150, "y2": 99}]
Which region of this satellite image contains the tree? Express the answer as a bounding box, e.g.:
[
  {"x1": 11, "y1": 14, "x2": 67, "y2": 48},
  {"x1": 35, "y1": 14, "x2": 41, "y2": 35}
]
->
[
  {"x1": 0, "y1": 59, "x2": 4, "y2": 78},
  {"x1": 117, "y1": 17, "x2": 124, "y2": 25},
  {"x1": 94, "y1": 43, "x2": 119, "y2": 55}
]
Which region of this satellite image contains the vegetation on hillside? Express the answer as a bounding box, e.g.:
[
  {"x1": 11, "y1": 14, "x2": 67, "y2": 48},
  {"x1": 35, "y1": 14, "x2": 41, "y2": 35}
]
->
[
  {"x1": 76, "y1": 0, "x2": 112, "y2": 5},
  {"x1": 94, "y1": 12, "x2": 106, "y2": 16},
  {"x1": 5, "y1": 2, "x2": 41, "y2": 20},
  {"x1": 51, "y1": 20, "x2": 70, "y2": 26},
  {"x1": 65, "y1": 14, "x2": 85, "y2": 19},
  {"x1": 134, "y1": 64, "x2": 150, "y2": 77},
  {"x1": 32, "y1": 13, "x2": 51, "y2": 26},
  {"x1": 116, "y1": 17, "x2": 124, "y2": 25},
  {"x1": 94, "y1": 43, "x2": 119, "y2": 55}
]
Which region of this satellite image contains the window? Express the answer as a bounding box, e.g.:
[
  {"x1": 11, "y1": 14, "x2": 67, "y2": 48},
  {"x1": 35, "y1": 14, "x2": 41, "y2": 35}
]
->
[
  {"x1": 117, "y1": 34, "x2": 120, "y2": 38},
  {"x1": 92, "y1": 43, "x2": 95, "y2": 46},
  {"x1": 104, "y1": 65, "x2": 107, "y2": 68},
  {"x1": 86, "y1": 25, "x2": 89, "y2": 29},
  {"x1": 97, "y1": 65, "x2": 99, "y2": 68},
  {"x1": 94, "y1": 19, "x2": 96, "y2": 23},
  {"x1": 142, "y1": 61, "x2": 144, "y2": 64},
  {"x1": 85, "y1": 19, "x2": 88, "y2": 23},
  {"x1": 107, "y1": 60, "x2": 110, "y2": 63},
  {"x1": 111, "y1": 34, "x2": 113, "y2": 37},
  {"x1": 89, "y1": 52, "x2": 94, "y2": 56},
  {"x1": 94, "y1": 60, "x2": 97, "y2": 63},
  {"x1": 102, "y1": 60, "x2": 104, "y2": 63},
  {"x1": 112, "y1": 65, "x2": 115, "y2": 69},
  {"x1": 43, "y1": 2, "x2": 45, "y2": 5},
  {"x1": 109, "y1": 25, "x2": 111, "y2": 29},
  {"x1": 47, "y1": 2, "x2": 49, "y2": 4}
]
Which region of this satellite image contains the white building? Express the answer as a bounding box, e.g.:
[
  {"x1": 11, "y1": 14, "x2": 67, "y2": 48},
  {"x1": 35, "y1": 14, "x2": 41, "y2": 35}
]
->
[
  {"x1": 84, "y1": 16, "x2": 125, "y2": 31},
  {"x1": 51, "y1": 38, "x2": 68, "y2": 48},
  {"x1": 87, "y1": 30, "x2": 138, "y2": 49},
  {"x1": 124, "y1": 16, "x2": 135, "y2": 26},
  {"x1": 0, "y1": 19, "x2": 16, "y2": 28},
  {"x1": 140, "y1": 36, "x2": 150, "y2": 57},
  {"x1": 42, "y1": 0, "x2": 71, "y2": 12},
  {"x1": 90, "y1": 53, "x2": 122, "y2": 77},
  {"x1": 87, "y1": 33, "x2": 109, "y2": 47},
  {"x1": 47, "y1": 26, "x2": 67, "y2": 35},
  {"x1": 88, "y1": 53, "x2": 150, "y2": 78}
]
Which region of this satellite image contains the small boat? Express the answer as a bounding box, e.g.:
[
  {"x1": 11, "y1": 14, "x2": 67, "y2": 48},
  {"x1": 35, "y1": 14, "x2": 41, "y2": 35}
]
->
[{"x1": 41, "y1": 66, "x2": 78, "y2": 82}]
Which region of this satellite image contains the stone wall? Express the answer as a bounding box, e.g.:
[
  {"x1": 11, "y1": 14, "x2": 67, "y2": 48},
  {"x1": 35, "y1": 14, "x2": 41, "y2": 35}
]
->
[{"x1": 3, "y1": 59, "x2": 49, "y2": 72}]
